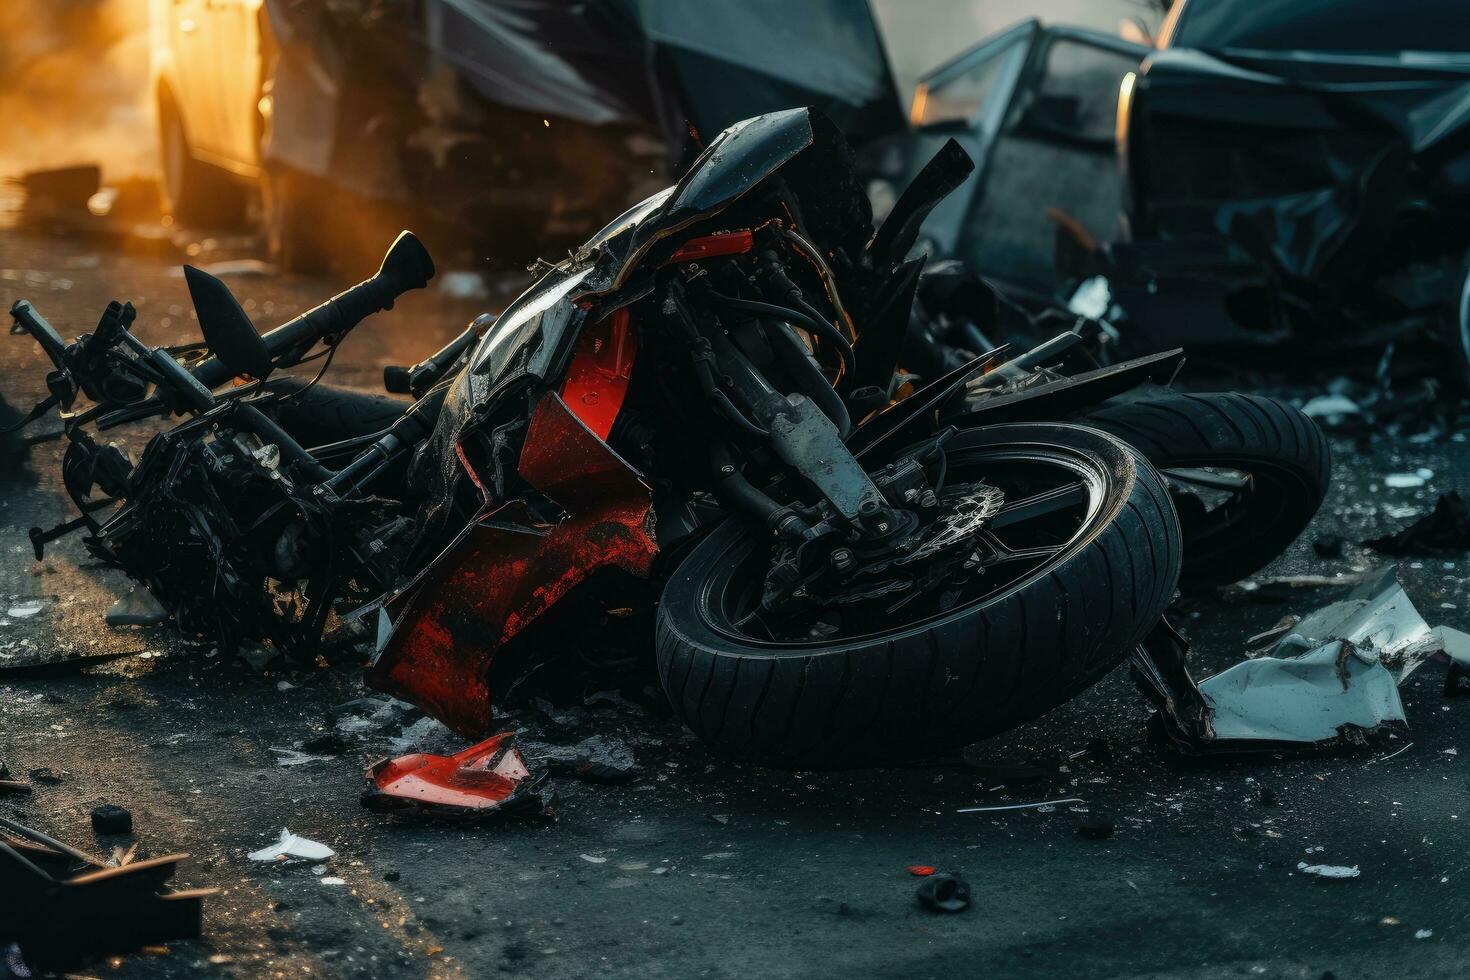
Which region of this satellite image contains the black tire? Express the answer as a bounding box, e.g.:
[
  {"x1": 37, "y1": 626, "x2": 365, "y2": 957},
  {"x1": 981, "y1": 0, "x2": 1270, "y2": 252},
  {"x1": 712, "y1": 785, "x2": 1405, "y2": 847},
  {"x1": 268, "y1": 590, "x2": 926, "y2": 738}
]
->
[
  {"x1": 264, "y1": 166, "x2": 333, "y2": 274},
  {"x1": 1077, "y1": 391, "x2": 1329, "y2": 589},
  {"x1": 655, "y1": 423, "x2": 1181, "y2": 767},
  {"x1": 159, "y1": 96, "x2": 248, "y2": 228},
  {"x1": 264, "y1": 380, "x2": 407, "y2": 449}
]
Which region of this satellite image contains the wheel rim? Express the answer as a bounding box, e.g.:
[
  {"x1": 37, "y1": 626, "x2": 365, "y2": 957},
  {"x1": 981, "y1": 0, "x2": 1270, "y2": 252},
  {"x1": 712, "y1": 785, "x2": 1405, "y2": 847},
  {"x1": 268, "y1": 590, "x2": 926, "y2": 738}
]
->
[
  {"x1": 697, "y1": 442, "x2": 1114, "y2": 648},
  {"x1": 1159, "y1": 460, "x2": 1309, "y2": 562}
]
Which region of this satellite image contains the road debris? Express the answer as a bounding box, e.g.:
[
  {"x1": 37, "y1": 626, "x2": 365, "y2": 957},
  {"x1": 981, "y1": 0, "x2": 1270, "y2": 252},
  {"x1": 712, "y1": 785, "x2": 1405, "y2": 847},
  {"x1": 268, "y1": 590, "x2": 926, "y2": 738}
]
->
[
  {"x1": 1297, "y1": 862, "x2": 1361, "y2": 880},
  {"x1": 915, "y1": 873, "x2": 971, "y2": 913},
  {"x1": 247, "y1": 829, "x2": 335, "y2": 863},
  {"x1": 4, "y1": 601, "x2": 44, "y2": 620},
  {"x1": 1366, "y1": 493, "x2": 1470, "y2": 557},
  {"x1": 89, "y1": 805, "x2": 132, "y2": 836},
  {"x1": 0, "y1": 815, "x2": 214, "y2": 973},
  {"x1": 1138, "y1": 571, "x2": 1470, "y2": 752},
  {"x1": 907, "y1": 865, "x2": 937, "y2": 877},
  {"x1": 522, "y1": 734, "x2": 638, "y2": 785},
  {"x1": 362, "y1": 732, "x2": 547, "y2": 821},
  {"x1": 104, "y1": 587, "x2": 168, "y2": 628},
  {"x1": 956, "y1": 798, "x2": 1084, "y2": 814}
]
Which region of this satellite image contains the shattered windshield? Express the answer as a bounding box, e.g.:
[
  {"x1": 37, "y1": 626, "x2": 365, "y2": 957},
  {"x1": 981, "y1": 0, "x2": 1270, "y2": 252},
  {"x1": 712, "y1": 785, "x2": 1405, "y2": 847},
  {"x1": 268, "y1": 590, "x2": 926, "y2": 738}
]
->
[{"x1": 1171, "y1": 0, "x2": 1470, "y2": 54}]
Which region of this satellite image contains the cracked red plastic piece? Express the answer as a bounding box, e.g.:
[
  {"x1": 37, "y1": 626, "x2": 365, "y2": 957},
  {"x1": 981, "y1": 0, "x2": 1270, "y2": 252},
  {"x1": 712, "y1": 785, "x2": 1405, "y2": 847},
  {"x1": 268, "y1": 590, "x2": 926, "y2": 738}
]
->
[{"x1": 362, "y1": 732, "x2": 545, "y2": 819}]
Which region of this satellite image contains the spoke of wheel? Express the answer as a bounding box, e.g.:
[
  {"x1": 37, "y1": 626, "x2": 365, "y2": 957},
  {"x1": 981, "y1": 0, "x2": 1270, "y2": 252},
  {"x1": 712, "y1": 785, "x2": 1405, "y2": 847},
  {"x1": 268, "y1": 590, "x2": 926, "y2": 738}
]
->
[
  {"x1": 977, "y1": 530, "x2": 1065, "y2": 566},
  {"x1": 1162, "y1": 467, "x2": 1251, "y2": 492},
  {"x1": 989, "y1": 481, "x2": 1087, "y2": 530}
]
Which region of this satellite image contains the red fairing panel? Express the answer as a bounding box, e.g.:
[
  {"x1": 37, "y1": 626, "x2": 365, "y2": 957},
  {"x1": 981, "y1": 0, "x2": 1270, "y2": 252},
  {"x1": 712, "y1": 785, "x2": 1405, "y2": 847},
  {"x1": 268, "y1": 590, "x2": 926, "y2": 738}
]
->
[
  {"x1": 559, "y1": 307, "x2": 636, "y2": 441},
  {"x1": 367, "y1": 392, "x2": 657, "y2": 736},
  {"x1": 362, "y1": 732, "x2": 545, "y2": 819}
]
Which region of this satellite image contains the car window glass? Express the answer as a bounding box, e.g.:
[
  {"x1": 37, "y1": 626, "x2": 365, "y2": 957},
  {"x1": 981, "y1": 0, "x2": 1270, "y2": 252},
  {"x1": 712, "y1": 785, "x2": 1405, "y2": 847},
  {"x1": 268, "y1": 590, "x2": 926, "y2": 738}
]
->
[
  {"x1": 1018, "y1": 40, "x2": 1137, "y2": 145},
  {"x1": 914, "y1": 38, "x2": 1027, "y2": 128}
]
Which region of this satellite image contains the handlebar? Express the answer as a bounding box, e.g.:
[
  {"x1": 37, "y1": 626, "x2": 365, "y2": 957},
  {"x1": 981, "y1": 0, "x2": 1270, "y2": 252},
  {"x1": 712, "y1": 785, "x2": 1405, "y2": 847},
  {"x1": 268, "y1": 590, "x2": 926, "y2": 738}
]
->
[{"x1": 192, "y1": 231, "x2": 435, "y2": 390}]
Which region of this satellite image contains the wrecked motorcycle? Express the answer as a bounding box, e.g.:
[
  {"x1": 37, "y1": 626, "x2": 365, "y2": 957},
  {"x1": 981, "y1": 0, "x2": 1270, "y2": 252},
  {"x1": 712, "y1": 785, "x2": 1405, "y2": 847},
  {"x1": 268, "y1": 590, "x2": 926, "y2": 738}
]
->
[{"x1": 11, "y1": 109, "x2": 1207, "y2": 765}]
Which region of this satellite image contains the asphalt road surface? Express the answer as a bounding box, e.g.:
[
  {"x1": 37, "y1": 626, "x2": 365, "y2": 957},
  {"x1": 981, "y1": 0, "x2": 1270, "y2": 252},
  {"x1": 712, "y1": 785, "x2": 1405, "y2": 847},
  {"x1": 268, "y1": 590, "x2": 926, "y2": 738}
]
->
[{"x1": 2, "y1": 222, "x2": 1469, "y2": 980}]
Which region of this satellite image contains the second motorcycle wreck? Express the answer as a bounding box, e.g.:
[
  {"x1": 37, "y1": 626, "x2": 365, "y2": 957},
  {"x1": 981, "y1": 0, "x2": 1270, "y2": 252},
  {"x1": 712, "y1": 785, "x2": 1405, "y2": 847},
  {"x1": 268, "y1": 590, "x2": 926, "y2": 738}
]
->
[{"x1": 9, "y1": 107, "x2": 1459, "y2": 823}]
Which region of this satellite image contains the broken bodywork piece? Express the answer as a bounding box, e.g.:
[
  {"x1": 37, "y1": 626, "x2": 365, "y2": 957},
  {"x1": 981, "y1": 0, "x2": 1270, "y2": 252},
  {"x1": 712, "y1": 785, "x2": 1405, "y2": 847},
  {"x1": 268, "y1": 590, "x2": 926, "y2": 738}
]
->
[
  {"x1": 1136, "y1": 569, "x2": 1470, "y2": 752},
  {"x1": 1366, "y1": 492, "x2": 1470, "y2": 557},
  {"x1": 368, "y1": 392, "x2": 658, "y2": 736},
  {"x1": 0, "y1": 816, "x2": 214, "y2": 973},
  {"x1": 362, "y1": 732, "x2": 547, "y2": 820}
]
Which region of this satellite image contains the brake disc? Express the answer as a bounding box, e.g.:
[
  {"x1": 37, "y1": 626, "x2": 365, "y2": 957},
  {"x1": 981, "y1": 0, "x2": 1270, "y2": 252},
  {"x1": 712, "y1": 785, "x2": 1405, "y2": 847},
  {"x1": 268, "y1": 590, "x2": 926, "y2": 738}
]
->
[
  {"x1": 894, "y1": 482, "x2": 1005, "y2": 565},
  {"x1": 801, "y1": 481, "x2": 1004, "y2": 609}
]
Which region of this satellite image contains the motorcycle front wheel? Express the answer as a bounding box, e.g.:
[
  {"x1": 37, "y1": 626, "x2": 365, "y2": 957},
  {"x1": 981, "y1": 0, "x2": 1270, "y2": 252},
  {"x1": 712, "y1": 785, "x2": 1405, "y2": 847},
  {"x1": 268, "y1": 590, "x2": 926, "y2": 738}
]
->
[{"x1": 655, "y1": 423, "x2": 1181, "y2": 767}]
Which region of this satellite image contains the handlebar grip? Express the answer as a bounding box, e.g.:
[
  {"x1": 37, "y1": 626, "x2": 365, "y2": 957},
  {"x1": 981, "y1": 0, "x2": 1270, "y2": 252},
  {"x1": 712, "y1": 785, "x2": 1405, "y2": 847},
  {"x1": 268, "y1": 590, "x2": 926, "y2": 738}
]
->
[
  {"x1": 274, "y1": 231, "x2": 435, "y2": 353},
  {"x1": 10, "y1": 300, "x2": 68, "y2": 365},
  {"x1": 193, "y1": 232, "x2": 434, "y2": 390}
]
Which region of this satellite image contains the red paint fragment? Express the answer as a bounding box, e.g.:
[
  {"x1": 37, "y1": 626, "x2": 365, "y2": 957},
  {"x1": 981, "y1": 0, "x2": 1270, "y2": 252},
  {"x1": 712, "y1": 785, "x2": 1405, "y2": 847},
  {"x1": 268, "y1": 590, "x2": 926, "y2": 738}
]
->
[
  {"x1": 362, "y1": 732, "x2": 545, "y2": 820},
  {"x1": 907, "y1": 865, "x2": 937, "y2": 877}
]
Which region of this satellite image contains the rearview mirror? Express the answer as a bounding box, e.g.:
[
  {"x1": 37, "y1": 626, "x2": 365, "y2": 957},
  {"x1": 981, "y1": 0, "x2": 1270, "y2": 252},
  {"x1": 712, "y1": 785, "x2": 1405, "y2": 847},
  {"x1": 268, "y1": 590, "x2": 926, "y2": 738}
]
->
[{"x1": 183, "y1": 265, "x2": 274, "y2": 381}]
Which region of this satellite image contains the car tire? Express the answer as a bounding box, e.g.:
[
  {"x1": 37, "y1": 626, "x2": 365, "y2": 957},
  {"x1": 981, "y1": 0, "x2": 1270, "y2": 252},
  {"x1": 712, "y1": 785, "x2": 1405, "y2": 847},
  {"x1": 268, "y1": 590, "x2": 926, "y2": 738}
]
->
[
  {"x1": 159, "y1": 98, "x2": 248, "y2": 228},
  {"x1": 263, "y1": 166, "x2": 334, "y2": 274},
  {"x1": 655, "y1": 422, "x2": 1182, "y2": 767}
]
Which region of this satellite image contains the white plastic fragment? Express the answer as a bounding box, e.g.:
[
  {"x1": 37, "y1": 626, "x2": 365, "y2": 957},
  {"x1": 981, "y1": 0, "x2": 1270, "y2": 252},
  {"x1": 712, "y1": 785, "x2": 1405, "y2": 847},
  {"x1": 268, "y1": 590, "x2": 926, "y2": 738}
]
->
[
  {"x1": 1297, "y1": 862, "x2": 1360, "y2": 879},
  {"x1": 579, "y1": 854, "x2": 608, "y2": 864},
  {"x1": 1196, "y1": 569, "x2": 1470, "y2": 745},
  {"x1": 1416, "y1": 929, "x2": 1433, "y2": 939},
  {"x1": 1301, "y1": 393, "x2": 1362, "y2": 420},
  {"x1": 319, "y1": 877, "x2": 347, "y2": 886},
  {"x1": 248, "y1": 828, "x2": 335, "y2": 863},
  {"x1": 5, "y1": 601, "x2": 45, "y2": 619},
  {"x1": 1385, "y1": 472, "x2": 1429, "y2": 489},
  {"x1": 1067, "y1": 276, "x2": 1112, "y2": 320},
  {"x1": 270, "y1": 747, "x2": 333, "y2": 766}
]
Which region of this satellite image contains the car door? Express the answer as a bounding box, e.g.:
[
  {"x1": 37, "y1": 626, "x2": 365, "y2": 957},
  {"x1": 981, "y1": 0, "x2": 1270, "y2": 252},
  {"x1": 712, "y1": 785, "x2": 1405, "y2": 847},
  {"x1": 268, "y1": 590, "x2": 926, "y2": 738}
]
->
[
  {"x1": 167, "y1": 0, "x2": 225, "y2": 152},
  {"x1": 961, "y1": 27, "x2": 1146, "y2": 293},
  {"x1": 898, "y1": 19, "x2": 1037, "y2": 260},
  {"x1": 204, "y1": 0, "x2": 265, "y2": 175},
  {"x1": 898, "y1": 23, "x2": 1145, "y2": 297}
]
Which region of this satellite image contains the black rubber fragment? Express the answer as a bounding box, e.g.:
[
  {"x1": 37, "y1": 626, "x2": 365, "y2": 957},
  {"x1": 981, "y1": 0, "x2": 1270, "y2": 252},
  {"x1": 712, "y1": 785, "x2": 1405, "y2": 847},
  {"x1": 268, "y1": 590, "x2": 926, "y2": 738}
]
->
[
  {"x1": 916, "y1": 874, "x2": 971, "y2": 913},
  {"x1": 91, "y1": 804, "x2": 133, "y2": 835}
]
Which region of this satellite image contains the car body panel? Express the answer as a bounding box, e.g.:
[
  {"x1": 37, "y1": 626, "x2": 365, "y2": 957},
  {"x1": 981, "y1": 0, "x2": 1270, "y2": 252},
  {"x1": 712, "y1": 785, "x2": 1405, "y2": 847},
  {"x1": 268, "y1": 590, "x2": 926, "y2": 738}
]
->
[{"x1": 151, "y1": 0, "x2": 264, "y2": 178}]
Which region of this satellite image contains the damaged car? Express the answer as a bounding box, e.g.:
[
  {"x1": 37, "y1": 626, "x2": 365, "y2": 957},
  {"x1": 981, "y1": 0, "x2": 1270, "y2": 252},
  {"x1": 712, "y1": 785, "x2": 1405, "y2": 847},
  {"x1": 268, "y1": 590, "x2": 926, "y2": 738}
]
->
[
  {"x1": 9, "y1": 109, "x2": 1328, "y2": 764},
  {"x1": 150, "y1": 0, "x2": 902, "y2": 271},
  {"x1": 1111, "y1": 0, "x2": 1470, "y2": 386},
  {"x1": 873, "y1": 1, "x2": 1470, "y2": 390}
]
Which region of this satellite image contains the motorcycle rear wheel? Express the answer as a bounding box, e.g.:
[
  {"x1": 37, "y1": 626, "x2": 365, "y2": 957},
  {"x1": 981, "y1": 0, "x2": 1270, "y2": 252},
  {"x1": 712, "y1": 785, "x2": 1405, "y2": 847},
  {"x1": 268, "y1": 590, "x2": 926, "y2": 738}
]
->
[
  {"x1": 655, "y1": 423, "x2": 1181, "y2": 767},
  {"x1": 1077, "y1": 391, "x2": 1329, "y2": 589}
]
